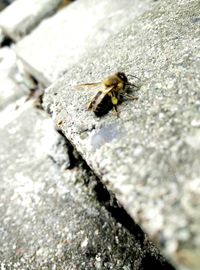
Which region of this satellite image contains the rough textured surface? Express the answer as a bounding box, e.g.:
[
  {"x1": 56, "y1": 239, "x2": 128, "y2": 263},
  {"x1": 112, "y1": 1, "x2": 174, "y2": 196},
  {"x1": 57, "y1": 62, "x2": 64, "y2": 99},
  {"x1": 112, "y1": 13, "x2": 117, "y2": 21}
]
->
[
  {"x1": 15, "y1": 0, "x2": 152, "y2": 85},
  {"x1": 0, "y1": 0, "x2": 63, "y2": 41},
  {"x1": 0, "y1": 47, "x2": 27, "y2": 110},
  {"x1": 0, "y1": 103, "x2": 171, "y2": 269},
  {"x1": 43, "y1": 0, "x2": 200, "y2": 269}
]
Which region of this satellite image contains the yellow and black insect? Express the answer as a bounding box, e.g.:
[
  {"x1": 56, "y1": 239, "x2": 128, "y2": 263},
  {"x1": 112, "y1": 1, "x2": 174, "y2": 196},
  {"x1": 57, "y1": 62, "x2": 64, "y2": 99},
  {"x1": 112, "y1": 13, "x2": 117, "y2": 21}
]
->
[{"x1": 77, "y1": 72, "x2": 139, "y2": 117}]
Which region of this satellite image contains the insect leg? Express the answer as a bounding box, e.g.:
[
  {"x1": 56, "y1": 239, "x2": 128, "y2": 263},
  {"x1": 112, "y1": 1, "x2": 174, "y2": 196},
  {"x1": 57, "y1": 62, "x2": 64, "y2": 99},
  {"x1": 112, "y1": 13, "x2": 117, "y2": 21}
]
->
[
  {"x1": 113, "y1": 105, "x2": 119, "y2": 117},
  {"x1": 123, "y1": 94, "x2": 138, "y2": 100},
  {"x1": 110, "y1": 93, "x2": 119, "y2": 117},
  {"x1": 111, "y1": 96, "x2": 118, "y2": 105},
  {"x1": 126, "y1": 82, "x2": 140, "y2": 89}
]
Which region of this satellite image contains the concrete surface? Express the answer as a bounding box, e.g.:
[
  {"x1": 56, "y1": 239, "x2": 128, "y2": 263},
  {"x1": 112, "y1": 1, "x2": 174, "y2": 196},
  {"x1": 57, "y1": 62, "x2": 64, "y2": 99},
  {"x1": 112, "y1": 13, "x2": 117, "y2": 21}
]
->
[
  {"x1": 0, "y1": 103, "x2": 170, "y2": 270},
  {"x1": 0, "y1": 0, "x2": 63, "y2": 41},
  {"x1": 15, "y1": 0, "x2": 152, "y2": 85},
  {"x1": 0, "y1": 33, "x2": 170, "y2": 269},
  {"x1": 42, "y1": 0, "x2": 200, "y2": 269}
]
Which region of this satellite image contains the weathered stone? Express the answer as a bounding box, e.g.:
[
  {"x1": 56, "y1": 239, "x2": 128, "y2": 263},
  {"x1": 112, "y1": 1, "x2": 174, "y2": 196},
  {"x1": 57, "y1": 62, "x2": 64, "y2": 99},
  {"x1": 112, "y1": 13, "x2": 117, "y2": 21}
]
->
[
  {"x1": 0, "y1": 47, "x2": 27, "y2": 110},
  {"x1": 0, "y1": 0, "x2": 63, "y2": 41},
  {"x1": 43, "y1": 0, "x2": 200, "y2": 269},
  {"x1": 15, "y1": 0, "x2": 152, "y2": 85},
  {"x1": 0, "y1": 103, "x2": 170, "y2": 269}
]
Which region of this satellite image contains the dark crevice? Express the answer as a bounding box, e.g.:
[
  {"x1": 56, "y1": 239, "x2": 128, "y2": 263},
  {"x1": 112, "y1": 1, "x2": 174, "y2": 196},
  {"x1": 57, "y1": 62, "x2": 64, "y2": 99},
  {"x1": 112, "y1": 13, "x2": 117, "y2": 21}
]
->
[
  {"x1": 1, "y1": 36, "x2": 13, "y2": 47},
  {"x1": 3, "y1": 0, "x2": 15, "y2": 5},
  {"x1": 92, "y1": 181, "x2": 176, "y2": 270},
  {"x1": 141, "y1": 255, "x2": 176, "y2": 270},
  {"x1": 50, "y1": 132, "x2": 176, "y2": 270},
  {"x1": 24, "y1": 76, "x2": 45, "y2": 110}
]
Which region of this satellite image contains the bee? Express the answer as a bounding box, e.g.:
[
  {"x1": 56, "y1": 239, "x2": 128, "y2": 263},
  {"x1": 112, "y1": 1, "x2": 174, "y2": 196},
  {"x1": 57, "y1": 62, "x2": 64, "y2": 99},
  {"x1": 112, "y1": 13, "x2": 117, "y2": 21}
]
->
[{"x1": 77, "y1": 72, "x2": 139, "y2": 117}]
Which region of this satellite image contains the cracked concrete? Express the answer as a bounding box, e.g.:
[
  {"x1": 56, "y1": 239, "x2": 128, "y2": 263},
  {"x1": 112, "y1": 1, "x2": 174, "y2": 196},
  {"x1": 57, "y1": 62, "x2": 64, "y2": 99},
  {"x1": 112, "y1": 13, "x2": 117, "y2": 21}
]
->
[
  {"x1": 1, "y1": 103, "x2": 168, "y2": 270},
  {"x1": 42, "y1": 1, "x2": 200, "y2": 269},
  {"x1": 0, "y1": 2, "x2": 172, "y2": 268},
  {"x1": 1, "y1": 0, "x2": 200, "y2": 269}
]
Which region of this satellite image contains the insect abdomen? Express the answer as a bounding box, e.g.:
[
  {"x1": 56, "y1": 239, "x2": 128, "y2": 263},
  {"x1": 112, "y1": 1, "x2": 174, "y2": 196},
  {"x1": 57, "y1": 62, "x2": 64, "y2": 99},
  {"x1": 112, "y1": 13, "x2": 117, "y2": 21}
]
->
[{"x1": 94, "y1": 94, "x2": 113, "y2": 117}]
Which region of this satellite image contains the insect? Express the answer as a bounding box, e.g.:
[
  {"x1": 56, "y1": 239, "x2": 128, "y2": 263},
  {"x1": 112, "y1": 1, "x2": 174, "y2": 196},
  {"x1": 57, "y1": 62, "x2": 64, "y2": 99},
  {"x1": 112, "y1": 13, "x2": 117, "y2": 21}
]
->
[{"x1": 76, "y1": 72, "x2": 139, "y2": 117}]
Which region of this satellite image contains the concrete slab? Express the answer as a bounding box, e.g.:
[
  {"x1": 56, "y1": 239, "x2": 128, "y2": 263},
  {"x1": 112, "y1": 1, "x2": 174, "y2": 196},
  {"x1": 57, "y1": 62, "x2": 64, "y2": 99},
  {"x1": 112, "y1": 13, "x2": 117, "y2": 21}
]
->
[
  {"x1": 15, "y1": 0, "x2": 152, "y2": 85},
  {"x1": 0, "y1": 0, "x2": 63, "y2": 41},
  {"x1": 0, "y1": 103, "x2": 170, "y2": 269},
  {"x1": 43, "y1": 0, "x2": 200, "y2": 269}
]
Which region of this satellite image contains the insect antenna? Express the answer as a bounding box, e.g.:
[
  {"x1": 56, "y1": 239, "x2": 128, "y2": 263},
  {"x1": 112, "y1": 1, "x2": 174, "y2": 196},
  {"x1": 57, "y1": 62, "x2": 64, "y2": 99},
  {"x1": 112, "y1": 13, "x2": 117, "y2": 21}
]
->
[
  {"x1": 126, "y1": 74, "x2": 141, "y2": 89},
  {"x1": 126, "y1": 74, "x2": 140, "y2": 81},
  {"x1": 125, "y1": 82, "x2": 140, "y2": 89}
]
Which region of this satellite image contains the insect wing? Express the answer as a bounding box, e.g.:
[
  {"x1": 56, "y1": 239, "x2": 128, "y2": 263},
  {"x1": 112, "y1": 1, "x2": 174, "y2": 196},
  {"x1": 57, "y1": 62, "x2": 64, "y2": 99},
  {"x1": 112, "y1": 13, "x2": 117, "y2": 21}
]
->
[
  {"x1": 87, "y1": 91, "x2": 102, "y2": 110},
  {"x1": 75, "y1": 82, "x2": 103, "y2": 92}
]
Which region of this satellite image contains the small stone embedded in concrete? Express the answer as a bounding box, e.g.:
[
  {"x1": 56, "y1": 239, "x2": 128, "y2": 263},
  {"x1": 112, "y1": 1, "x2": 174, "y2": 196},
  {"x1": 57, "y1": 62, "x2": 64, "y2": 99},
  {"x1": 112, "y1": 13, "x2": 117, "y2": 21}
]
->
[
  {"x1": 15, "y1": 0, "x2": 152, "y2": 85},
  {"x1": 42, "y1": 0, "x2": 200, "y2": 269},
  {"x1": 0, "y1": 0, "x2": 64, "y2": 41},
  {"x1": 90, "y1": 122, "x2": 125, "y2": 150},
  {"x1": 0, "y1": 47, "x2": 27, "y2": 110},
  {"x1": 39, "y1": 120, "x2": 71, "y2": 169}
]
